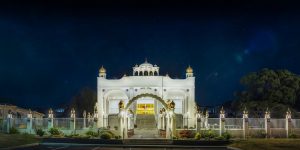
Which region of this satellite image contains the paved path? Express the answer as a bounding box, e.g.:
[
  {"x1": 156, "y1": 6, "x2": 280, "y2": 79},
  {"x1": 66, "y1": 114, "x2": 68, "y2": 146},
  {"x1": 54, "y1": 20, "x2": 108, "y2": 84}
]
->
[
  {"x1": 130, "y1": 128, "x2": 160, "y2": 139},
  {"x1": 13, "y1": 145, "x2": 230, "y2": 150}
]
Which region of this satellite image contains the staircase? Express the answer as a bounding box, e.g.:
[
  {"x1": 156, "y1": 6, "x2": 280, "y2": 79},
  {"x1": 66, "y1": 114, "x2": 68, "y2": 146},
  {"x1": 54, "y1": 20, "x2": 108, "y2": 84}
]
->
[
  {"x1": 136, "y1": 114, "x2": 156, "y2": 129},
  {"x1": 123, "y1": 139, "x2": 172, "y2": 145}
]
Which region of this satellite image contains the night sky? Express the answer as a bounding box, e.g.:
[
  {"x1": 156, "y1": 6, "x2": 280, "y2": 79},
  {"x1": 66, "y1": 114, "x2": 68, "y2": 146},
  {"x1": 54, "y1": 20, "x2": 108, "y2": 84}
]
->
[{"x1": 1, "y1": 1, "x2": 300, "y2": 109}]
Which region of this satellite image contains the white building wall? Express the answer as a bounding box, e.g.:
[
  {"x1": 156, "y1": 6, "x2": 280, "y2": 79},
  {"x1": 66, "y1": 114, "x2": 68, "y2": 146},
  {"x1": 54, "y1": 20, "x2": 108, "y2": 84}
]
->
[{"x1": 97, "y1": 65, "x2": 196, "y2": 128}]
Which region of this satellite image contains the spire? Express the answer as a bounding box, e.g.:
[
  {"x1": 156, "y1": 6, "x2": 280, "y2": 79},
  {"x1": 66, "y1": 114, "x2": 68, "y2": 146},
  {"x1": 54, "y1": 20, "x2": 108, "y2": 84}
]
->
[{"x1": 145, "y1": 58, "x2": 148, "y2": 63}]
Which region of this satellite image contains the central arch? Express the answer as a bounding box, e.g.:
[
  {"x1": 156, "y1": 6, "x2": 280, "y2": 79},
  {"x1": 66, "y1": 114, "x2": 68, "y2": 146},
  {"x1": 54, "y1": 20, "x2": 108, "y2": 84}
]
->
[{"x1": 125, "y1": 93, "x2": 168, "y2": 110}]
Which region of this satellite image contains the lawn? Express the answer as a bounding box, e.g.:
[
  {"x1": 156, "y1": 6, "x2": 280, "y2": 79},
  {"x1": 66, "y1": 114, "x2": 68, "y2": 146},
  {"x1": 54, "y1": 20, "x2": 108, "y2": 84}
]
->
[
  {"x1": 0, "y1": 133, "x2": 41, "y2": 148},
  {"x1": 230, "y1": 139, "x2": 300, "y2": 150}
]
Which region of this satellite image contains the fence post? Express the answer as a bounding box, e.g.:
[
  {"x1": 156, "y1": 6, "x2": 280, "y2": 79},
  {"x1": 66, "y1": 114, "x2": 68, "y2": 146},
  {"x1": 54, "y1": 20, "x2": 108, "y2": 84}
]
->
[
  {"x1": 48, "y1": 108, "x2": 54, "y2": 129},
  {"x1": 6, "y1": 112, "x2": 12, "y2": 133},
  {"x1": 205, "y1": 110, "x2": 209, "y2": 129},
  {"x1": 196, "y1": 106, "x2": 201, "y2": 132},
  {"x1": 83, "y1": 110, "x2": 86, "y2": 129},
  {"x1": 242, "y1": 108, "x2": 249, "y2": 139},
  {"x1": 70, "y1": 108, "x2": 76, "y2": 132},
  {"x1": 26, "y1": 109, "x2": 33, "y2": 134},
  {"x1": 264, "y1": 108, "x2": 271, "y2": 138},
  {"x1": 286, "y1": 108, "x2": 292, "y2": 138},
  {"x1": 219, "y1": 106, "x2": 225, "y2": 136}
]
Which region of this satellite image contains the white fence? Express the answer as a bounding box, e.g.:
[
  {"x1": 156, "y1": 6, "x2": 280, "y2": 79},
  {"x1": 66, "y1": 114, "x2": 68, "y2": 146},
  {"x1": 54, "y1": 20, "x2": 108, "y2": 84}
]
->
[{"x1": 2, "y1": 117, "x2": 300, "y2": 138}]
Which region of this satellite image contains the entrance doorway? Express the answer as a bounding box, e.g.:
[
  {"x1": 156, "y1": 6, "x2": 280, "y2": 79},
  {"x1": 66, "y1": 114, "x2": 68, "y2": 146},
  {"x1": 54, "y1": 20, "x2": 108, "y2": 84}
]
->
[{"x1": 136, "y1": 103, "x2": 154, "y2": 115}]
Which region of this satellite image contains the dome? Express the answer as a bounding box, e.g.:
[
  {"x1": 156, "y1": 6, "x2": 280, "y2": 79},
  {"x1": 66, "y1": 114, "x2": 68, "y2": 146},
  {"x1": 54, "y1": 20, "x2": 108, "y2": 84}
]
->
[
  {"x1": 186, "y1": 65, "x2": 193, "y2": 73},
  {"x1": 99, "y1": 66, "x2": 106, "y2": 73},
  {"x1": 139, "y1": 59, "x2": 153, "y2": 67}
]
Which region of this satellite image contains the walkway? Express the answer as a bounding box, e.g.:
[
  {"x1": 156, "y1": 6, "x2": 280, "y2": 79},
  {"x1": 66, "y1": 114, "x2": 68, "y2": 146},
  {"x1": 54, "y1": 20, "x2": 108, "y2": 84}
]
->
[{"x1": 129, "y1": 128, "x2": 161, "y2": 139}]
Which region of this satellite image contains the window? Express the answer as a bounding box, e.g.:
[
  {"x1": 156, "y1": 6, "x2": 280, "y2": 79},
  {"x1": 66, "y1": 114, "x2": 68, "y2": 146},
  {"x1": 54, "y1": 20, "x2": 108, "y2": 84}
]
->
[
  {"x1": 173, "y1": 99, "x2": 183, "y2": 114},
  {"x1": 108, "y1": 100, "x2": 120, "y2": 114}
]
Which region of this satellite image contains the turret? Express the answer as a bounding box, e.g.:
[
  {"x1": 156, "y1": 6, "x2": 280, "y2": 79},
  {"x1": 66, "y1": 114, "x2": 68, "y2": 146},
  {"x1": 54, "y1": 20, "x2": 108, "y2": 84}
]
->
[{"x1": 99, "y1": 66, "x2": 106, "y2": 78}]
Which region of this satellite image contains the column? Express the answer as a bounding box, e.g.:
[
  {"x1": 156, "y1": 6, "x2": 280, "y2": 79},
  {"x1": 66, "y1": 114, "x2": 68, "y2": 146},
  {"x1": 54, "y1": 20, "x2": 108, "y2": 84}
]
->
[
  {"x1": 264, "y1": 108, "x2": 271, "y2": 138},
  {"x1": 48, "y1": 108, "x2": 54, "y2": 129},
  {"x1": 162, "y1": 112, "x2": 165, "y2": 130},
  {"x1": 219, "y1": 107, "x2": 225, "y2": 136},
  {"x1": 70, "y1": 108, "x2": 76, "y2": 132},
  {"x1": 157, "y1": 113, "x2": 162, "y2": 130},
  {"x1": 26, "y1": 109, "x2": 33, "y2": 134},
  {"x1": 242, "y1": 108, "x2": 249, "y2": 139},
  {"x1": 286, "y1": 108, "x2": 292, "y2": 138}
]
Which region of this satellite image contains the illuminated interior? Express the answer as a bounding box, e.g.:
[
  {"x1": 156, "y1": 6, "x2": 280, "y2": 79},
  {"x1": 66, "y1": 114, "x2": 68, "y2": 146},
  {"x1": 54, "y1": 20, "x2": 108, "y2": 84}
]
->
[{"x1": 136, "y1": 103, "x2": 154, "y2": 115}]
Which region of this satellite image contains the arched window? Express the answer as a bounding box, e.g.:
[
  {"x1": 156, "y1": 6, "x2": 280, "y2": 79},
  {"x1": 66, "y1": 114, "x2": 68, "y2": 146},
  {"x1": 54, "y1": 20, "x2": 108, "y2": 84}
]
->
[
  {"x1": 154, "y1": 71, "x2": 158, "y2": 76},
  {"x1": 139, "y1": 71, "x2": 143, "y2": 76},
  {"x1": 149, "y1": 71, "x2": 153, "y2": 76},
  {"x1": 144, "y1": 71, "x2": 148, "y2": 76},
  {"x1": 134, "y1": 71, "x2": 138, "y2": 76}
]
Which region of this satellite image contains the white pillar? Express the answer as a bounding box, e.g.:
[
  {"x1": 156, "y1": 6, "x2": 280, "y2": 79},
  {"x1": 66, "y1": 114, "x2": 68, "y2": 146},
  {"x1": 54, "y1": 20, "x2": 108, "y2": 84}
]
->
[
  {"x1": 158, "y1": 114, "x2": 162, "y2": 130},
  {"x1": 7, "y1": 112, "x2": 13, "y2": 133},
  {"x1": 286, "y1": 108, "x2": 292, "y2": 138},
  {"x1": 83, "y1": 110, "x2": 86, "y2": 129},
  {"x1": 26, "y1": 109, "x2": 33, "y2": 134},
  {"x1": 48, "y1": 108, "x2": 54, "y2": 129},
  {"x1": 70, "y1": 108, "x2": 76, "y2": 132},
  {"x1": 242, "y1": 108, "x2": 249, "y2": 139},
  {"x1": 264, "y1": 108, "x2": 271, "y2": 138},
  {"x1": 205, "y1": 110, "x2": 209, "y2": 129},
  {"x1": 219, "y1": 107, "x2": 225, "y2": 136}
]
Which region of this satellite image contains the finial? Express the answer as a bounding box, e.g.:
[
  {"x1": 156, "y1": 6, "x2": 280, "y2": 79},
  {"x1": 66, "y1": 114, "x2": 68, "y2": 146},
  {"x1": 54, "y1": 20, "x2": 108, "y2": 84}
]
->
[{"x1": 145, "y1": 58, "x2": 148, "y2": 63}]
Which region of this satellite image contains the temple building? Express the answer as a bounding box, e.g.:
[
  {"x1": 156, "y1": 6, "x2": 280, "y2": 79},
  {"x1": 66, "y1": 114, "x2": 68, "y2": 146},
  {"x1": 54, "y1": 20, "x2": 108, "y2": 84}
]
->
[{"x1": 96, "y1": 60, "x2": 197, "y2": 135}]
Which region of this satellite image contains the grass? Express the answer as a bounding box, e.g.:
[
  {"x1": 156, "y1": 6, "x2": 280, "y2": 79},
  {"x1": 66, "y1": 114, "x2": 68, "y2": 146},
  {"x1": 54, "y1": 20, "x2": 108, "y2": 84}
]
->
[
  {"x1": 0, "y1": 133, "x2": 41, "y2": 148},
  {"x1": 230, "y1": 139, "x2": 300, "y2": 150}
]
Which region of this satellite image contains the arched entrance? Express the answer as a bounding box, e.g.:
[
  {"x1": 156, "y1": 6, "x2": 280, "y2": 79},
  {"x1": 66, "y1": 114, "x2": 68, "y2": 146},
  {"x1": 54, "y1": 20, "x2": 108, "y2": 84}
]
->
[{"x1": 118, "y1": 93, "x2": 176, "y2": 139}]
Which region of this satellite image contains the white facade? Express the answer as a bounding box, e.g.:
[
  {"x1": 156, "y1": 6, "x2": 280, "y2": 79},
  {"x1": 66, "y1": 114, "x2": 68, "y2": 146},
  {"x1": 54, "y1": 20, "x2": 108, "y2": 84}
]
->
[{"x1": 97, "y1": 60, "x2": 197, "y2": 128}]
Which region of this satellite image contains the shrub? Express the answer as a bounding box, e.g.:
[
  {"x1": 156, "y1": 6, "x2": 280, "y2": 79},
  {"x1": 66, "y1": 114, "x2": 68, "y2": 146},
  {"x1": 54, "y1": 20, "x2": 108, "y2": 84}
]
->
[
  {"x1": 202, "y1": 130, "x2": 217, "y2": 140},
  {"x1": 100, "y1": 132, "x2": 112, "y2": 139},
  {"x1": 257, "y1": 130, "x2": 267, "y2": 138},
  {"x1": 48, "y1": 127, "x2": 60, "y2": 135},
  {"x1": 215, "y1": 136, "x2": 225, "y2": 140},
  {"x1": 67, "y1": 133, "x2": 80, "y2": 138},
  {"x1": 179, "y1": 130, "x2": 192, "y2": 138},
  {"x1": 115, "y1": 135, "x2": 121, "y2": 139},
  {"x1": 194, "y1": 132, "x2": 201, "y2": 140},
  {"x1": 86, "y1": 130, "x2": 99, "y2": 137},
  {"x1": 222, "y1": 132, "x2": 231, "y2": 140},
  {"x1": 9, "y1": 127, "x2": 19, "y2": 134},
  {"x1": 172, "y1": 136, "x2": 178, "y2": 140},
  {"x1": 289, "y1": 133, "x2": 297, "y2": 138},
  {"x1": 35, "y1": 128, "x2": 45, "y2": 137},
  {"x1": 114, "y1": 126, "x2": 118, "y2": 130}
]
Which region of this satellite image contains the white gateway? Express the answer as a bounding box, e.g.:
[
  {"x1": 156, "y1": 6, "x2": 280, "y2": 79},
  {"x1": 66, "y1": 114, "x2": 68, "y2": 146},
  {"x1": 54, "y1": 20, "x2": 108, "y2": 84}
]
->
[{"x1": 96, "y1": 60, "x2": 197, "y2": 132}]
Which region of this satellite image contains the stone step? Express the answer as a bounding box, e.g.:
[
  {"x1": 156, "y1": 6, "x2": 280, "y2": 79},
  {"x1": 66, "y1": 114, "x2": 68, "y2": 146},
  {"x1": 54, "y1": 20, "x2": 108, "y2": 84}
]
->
[{"x1": 123, "y1": 139, "x2": 172, "y2": 145}]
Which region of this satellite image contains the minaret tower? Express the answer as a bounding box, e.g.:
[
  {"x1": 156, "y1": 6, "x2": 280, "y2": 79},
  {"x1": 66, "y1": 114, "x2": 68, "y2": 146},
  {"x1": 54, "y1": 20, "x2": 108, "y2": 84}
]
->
[
  {"x1": 99, "y1": 66, "x2": 106, "y2": 78},
  {"x1": 186, "y1": 65, "x2": 193, "y2": 78}
]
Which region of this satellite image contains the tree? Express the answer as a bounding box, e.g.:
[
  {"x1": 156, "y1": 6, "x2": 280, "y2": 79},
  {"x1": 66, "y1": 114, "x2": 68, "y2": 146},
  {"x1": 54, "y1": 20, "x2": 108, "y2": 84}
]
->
[
  {"x1": 66, "y1": 87, "x2": 97, "y2": 117},
  {"x1": 232, "y1": 68, "x2": 300, "y2": 118}
]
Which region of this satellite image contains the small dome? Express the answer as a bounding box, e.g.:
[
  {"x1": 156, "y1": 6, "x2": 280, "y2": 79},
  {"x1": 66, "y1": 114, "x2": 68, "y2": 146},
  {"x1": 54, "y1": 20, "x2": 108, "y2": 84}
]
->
[
  {"x1": 99, "y1": 66, "x2": 106, "y2": 73},
  {"x1": 186, "y1": 65, "x2": 193, "y2": 73}
]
